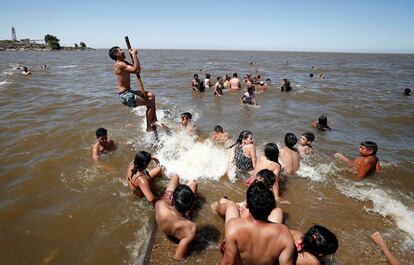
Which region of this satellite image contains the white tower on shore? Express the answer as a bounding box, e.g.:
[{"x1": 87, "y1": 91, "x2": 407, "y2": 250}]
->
[{"x1": 12, "y1": 27, "x2": 17, "y2": 41}]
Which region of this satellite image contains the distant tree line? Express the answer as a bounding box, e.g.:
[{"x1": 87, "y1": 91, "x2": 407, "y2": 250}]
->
[{"x1": 44, "y1": 34, "x2": 88, "y2": 50}]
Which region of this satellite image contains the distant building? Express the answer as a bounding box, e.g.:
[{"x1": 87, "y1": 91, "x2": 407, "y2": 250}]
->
[{"x1": 12, "y1": 27, "x2": 17, "y2": 41}]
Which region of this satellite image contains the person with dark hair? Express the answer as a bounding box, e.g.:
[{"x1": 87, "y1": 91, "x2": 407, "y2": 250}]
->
[
  {"x1": 180, "y1": 112, "x2": 197, "y2": 135},
  {"x1": 335, "y1": 141, "x2": 381, "y2": 179},
  {"x1": 108, "y1": 46, "x2": 163, "y2": 132},
  {"x1": 211, "y1": 125, "x2": 229, "y2": 143},
  {"x1": 214, "y1": 76, "x2": 224, "y2": 97},
  {"x1": 229, "y1": 131, "x2": 257, "y2": 173},
  {"x1": 126, "y1": 151, "x2": 162, "y2": 204},
  {"x1": 286, "y1": 225, "x2": 338, "y2": 265},
  {"x1": 229, "y1": 72, "x2": 241, "y2": 90},
  {"x1": 223, "y1": 75, "x2": 231, "y2": 89},
  {"x1": 279, "y1": 133, "x2": 300, "y2": 176},
  {"x1": 220, "y1": 182, "x2": 295, "y2": 265},
  {"x1": 403, "y1": 88, "x2": 411, "y2": 96},
  {"x1": 92, "y1": 128, "x2": 116, "y2": 161},
  {"x1": 280, "y1": 78, "x2": 292, "y2": 92},
  {"x1": 191, "y1": 74, "x2": 201, "y2": 91},
  {"x1": 245, "y1": 143, "x2": 282, "y2": 200},
  {"x1": 22, "y1": 66, "x2": 32, "y2": 75},
  {"x1": 155, "y1": 175, "x2": 197, "y2": 261},
  {"x1": 298, "y1": 132, "x2": 316, "y2": 157},
  {"x1": 312, "y1": 116, "x2": 331, "y2": 132},
  {"x1": 241, "y1": 85, "x2": 257, "y2": 105},
  {"x1": 204, "y1": 73, "x2": 212, "y2": 89}
]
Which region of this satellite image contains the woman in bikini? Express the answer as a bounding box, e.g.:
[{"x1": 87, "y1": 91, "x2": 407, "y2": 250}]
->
[
  {"x1": 229, "y1": 131, "x2": 257, "y2": 174},
  {"x1": 126, "y1": 151, "x2": 163, "y2": 205}
]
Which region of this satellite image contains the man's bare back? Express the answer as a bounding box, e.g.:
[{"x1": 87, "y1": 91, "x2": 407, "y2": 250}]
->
[
  {"x1": 230, "y1": 78, "x2": 241, "y2": 90},
  {"x1": 279, "y1": 147, "x2": 300, "y2": 176}
]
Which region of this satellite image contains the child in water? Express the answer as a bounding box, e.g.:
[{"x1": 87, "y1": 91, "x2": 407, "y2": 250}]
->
[
  {"x1": 335, "y1": 141, "x2": 381, "y2": 179},
  {"x1": 312, "y1": 116, "x2": 331, "y2": 131},
  {"x1": 211, "y1": 125, "x2": 229, "y2": 143},
  {"x1": 298, "y1": 132, "x2": 315, "y2": 157},
  {"x1": 92, "y1": 128, "x2": 116, "y2": 161},
  {"x1": 241, "y1": 86, "x2": 257, "y2": 105},
  {"x1": 126, "y1": 151, "x2": 162, "y2": 204}
]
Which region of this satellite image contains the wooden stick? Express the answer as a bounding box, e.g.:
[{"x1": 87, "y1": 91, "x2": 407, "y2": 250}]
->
[{"x1": 125, "y1": 36, "x2": 147, "y2": 99}]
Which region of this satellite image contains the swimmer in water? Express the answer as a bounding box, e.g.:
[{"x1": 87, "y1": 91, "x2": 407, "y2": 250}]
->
[
  {"x1": 92, "y1": 128, "x2": 116, "y2": 161},
  {"x1": 312, "y1": 116, "x2": 331, "y2": 132}
]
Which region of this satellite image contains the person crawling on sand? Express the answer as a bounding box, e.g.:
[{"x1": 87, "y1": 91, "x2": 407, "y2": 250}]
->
[
  {"x1": 109, "y1": 46, "x2": 164, "y2": 132},
  {"x1": 92, "y1": 128, "x2": 116, "y2": 161},
  {"x1": 126, "y1": 151, "x2": 162, "y2": 204},
  {"x1": 279, "y1": 133, "x2": 300, "y2": 176},
  {"x1": 219, "y1": 182, "x2": 295, "y2": 265},
  {"x1": 155, "y1": 175, "x2": 197, "y2": 261},
  {"x1": 334, "y1": 141, "x2": 381, "y2": 180}
]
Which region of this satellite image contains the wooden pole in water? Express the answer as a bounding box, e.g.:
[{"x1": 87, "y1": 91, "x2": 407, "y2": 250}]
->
[{"x1": 125, "y1": 36, "x2": 147, "y2": 99}]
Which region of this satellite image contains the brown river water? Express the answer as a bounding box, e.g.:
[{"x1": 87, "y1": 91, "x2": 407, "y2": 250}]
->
[{"x1": 0, "y1": 49, "x2": 413, "y2": 265}]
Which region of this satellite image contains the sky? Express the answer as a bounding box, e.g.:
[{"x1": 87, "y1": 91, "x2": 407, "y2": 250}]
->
[{"x1": 1, "y1": 0, "x2": 413, "y2": 53}]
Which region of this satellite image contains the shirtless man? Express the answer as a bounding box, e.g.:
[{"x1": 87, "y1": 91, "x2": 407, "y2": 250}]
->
[
  {"x1": 229, "y1": 72, "x2": 241, "y2": 90},
  {"x1": 109, "y1": 46, "x2": 162, "y2": 132},
  {"x1": 155, "y1": 175, "x2": 198, "y2": 261},
  {"x1": 221, "y1": 182, "x2": 295, "y2": 265},
  {"x1": 211, "y1": 125, "x2": 229, "y2": 144},
  {"x1": 279, "y1": 133, "x2": 300, "y2": 176},
  {"x1": 92, "y1": 128, "x2": 116, "y2": 161},
  {"x1": 334, "y1": 141, "x2": 381, "y2": 180},
  {"x1": 180, "y1": 112, "x2": 197, "y2": 135}
]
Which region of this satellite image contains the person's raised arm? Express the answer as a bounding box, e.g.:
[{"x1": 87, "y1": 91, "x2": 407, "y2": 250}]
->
[
  {"x1": 174, "y1": 223, "x2": 196, "y2": 261},
  {"x1": 151, "y1": 156, "x2": 160, "y2": 166},
  {"x1": 122, "y1": 48, "x2": 141, "y2": 74},
  {"x1": 372, "y1": 232, "x2": 401, "y2": 265}
]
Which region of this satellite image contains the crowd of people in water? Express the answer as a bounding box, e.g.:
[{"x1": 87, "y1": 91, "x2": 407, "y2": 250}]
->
[{"x1": 100, "y1": 46, "x2": 407, "y2": 264}]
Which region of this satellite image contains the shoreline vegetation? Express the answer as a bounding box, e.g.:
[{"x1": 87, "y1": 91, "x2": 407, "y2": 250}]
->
[{"x1": 0, "y1": 37, "x2": 95, "y2": 52}]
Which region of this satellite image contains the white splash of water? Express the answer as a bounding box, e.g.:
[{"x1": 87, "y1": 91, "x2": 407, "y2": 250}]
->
[
  {"x1": 57, "y1": 65, "x2": 78, "y2": 69},
  {"x1": 296, "y1": 159, "x2": 337, "y2": 182},
  {"x1": 0, "y1": 80, "x2": 11, "y2": 87},
  {"x1": 336, "y1": 181, "x2": 414, "y2": 241}
]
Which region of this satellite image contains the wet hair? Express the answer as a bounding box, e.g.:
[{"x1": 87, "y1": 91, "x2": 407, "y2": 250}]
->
[
  {"x1": 257, "y1": 75, "x2": 261, "y2": 79},
  {"x1": 214, "y1": 125, "x2": 224, "y2": 133},
  {"x1": 95, "y1": 127, "x2": 107, "y2": 137},
  {"x1": 255, "y1": 169, "x2": 276, "y2": 190},
  {"x1": 360, "y1": 141, "x2": 378, "y2": 155},
  {"x1": 217, "y1": 76, "x2": 222, "y2": 81},
  {"x1": 264, "y1": 143, "x2": 279, "y2": 163},
  {"x1": 109, "y1": 46, "x2": 120, "y2": 60},
  {"x1": 317, "y1": 116, "x2": 331, "y2": 131},
  {"x1": 181, "y1": 112, "x2": 192, "y2": 120},
  {"x1": 266, "y1": 78, "x2": 271, "y2": 82},
  {"x1": 247, "y1": 86, "x2": 254, "y2": 93},
  {"x1": 225, "y1": 75, "x2": 230, "y2": 81},
  {"x1": 23, "y1": 67, "x2": 28, "y2": 72},
  {"x1": 404, "y1": 88, "x2": 411, "y2": 96},
  {"x1": 206, "y1": 73, "x2": 211, "y2": 79},
  {"x1": 233, "y1": 72, "x2": 238, "y2": 78},
  {"x1": 246, "y1": 181, "x2": 276, "y2": 221},
  {"x1": 228, "y1": 130, "x2": 252, "y2": 149},
  {"x1": 193, "y1": 74, "x2": 199, "y2": 79},
  {"x1": 284, "y1": 133, "x2": 298, "y2": 148},
  {"x1": 173, "y1": 185, "x2": 195, "y2": 214},
  {"x1": 130, "y1": 151, "x2": 151, "y2": 178},
  {"x1": 302, "y1": 225, "x2": 338, "y2": 256},
  {"x1": 302, "y1": 132, "x2": 315, "y2": 143}
]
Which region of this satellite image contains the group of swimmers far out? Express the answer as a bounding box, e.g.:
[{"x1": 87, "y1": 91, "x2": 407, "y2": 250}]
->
[{"x1": 103, "y1": 46, "x2": 403, "y2": 264}]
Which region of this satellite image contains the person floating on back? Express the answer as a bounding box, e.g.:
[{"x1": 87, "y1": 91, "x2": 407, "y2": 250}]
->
[
  {"x1": 280, "y1": 79, "x2": 291, "y2": 92},
  {"x1": 92, "y1": 128, "x2": 116, "y2": 161},
  {"x1": 298, "y1": 132, "x2": 315, "y2": 157},
  {"x1": 155, "y1": 175, "x2": 198, "y2": 261},
  {"x1": 126, "y1": 151, "x2": 163, "y2": 204},
  {"x1": 334, "y1": 141, "x2": 381, "y2": 179},
  {"x1": 279, "y1": 133, "x2": 300, "y2": 176},
  {"x1": 312, "y1": 116, "x2": 331, "y2": 132},
  {"x1": 109, "y1": 46, "x2": 163, "y2": 132}
]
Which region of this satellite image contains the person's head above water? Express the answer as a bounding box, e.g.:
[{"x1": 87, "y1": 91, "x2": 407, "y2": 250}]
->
[
  {"x1": 180, "y1": 112, "x2": 192, "y2": 126},
  {"x1": 229, "y1": 130, "x2": 253, "y2": 149},
  {"x1": 206, "y1": 73, "x2": 211, "y2": 79},
  {"x1": 109, "y1": 46, "x2": 124, "y2": 61},
  {"x1": 214, "y1": 125, "x2": 224, "y2": 133},
  {"x1": 284, "y1": 133, "x2": 298, "y2": 149},
  {"x1": 173, "y1": 185, "x2": 195, "y2": 214},
  {"x1": 255, "y1": 169, "x2": 276, "y2": 190},
  {"x1": 233, "y1": 72, "x2": 238, "y2": 78},
  {"x1": 317, "y1": 116, "x2": 331, "y2": 131},
  {"x1": 360, "y1": 141, "x2": 378, "y2": 155},
  {"x1": 403, "y1": 88, "x2": 411, "y2": 96},
  {"x1": 302, "y1": 224, "x2": 338, "y2": 256},
  {"x1": 246, "y1": 181, "x2": 276, "y2": 221},
  {"x1": 193, "y1": 74, "x2": 199, "y2": 79},
  {"x1": 264, "y1": 142, "x2": 279, "y2": 163},
  {"x1": 130, "y1": 151, "x2": 152, "y2": 177}
]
